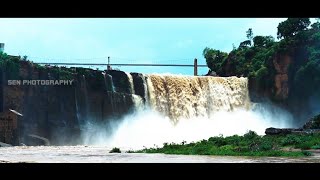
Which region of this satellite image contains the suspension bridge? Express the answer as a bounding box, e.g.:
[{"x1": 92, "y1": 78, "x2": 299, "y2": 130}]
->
[{"x1": 28, "y1": 56, "x2": 209, "y2": 76}]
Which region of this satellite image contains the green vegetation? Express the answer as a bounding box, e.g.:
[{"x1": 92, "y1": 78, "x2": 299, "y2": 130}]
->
[
  {"x1": 0, "y1": 52, "x2": 21, "y2": 79},
  {"x1": 134, "y1": 131, "x2": 320, "y2": 157},
  {"x1": 0, "y1": 53, "x2": 107, "y2": 90},
  {"x1": 75, "y1": 67, "x2": 104, "y2": 89},
  {"x1": 277, "y1": 18, "x2": 310, "y2": 39},
  {"x1": 203, "y1": 18, "x2": 320, "y2": 102},
  {"x1": 50, "y1": 66, "x2": 74, "y2": 80},
  {"x1": 109, "y1": 147, "x2": 121, "y2": 153},
  {"x1": 303, "y1": 114, "x2": 320, "y2": 129}
]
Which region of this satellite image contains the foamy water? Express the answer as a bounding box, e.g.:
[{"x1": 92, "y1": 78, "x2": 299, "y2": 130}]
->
[
  {"x1": 82, "y1": 106, "x2": 293, "y2": 150},
  {"x1": 78, "y1": 73, "x2": 295, "y2": 150},
  {"x1": 0, "y1": 146, "x2": 319, "y2": 163}
]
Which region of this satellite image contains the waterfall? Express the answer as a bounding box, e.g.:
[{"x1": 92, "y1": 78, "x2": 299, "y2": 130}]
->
[
  {"x1": 142, "y1": 76, "x2": 149, "y2": 106},
  {"x1": 142, "y1": 74, "x2": 250, "y2": 123},
  {"x1": 126, "y1": 72, "x2": 135, "y2": 94},
  {"x1": 105, "y1": 74, "x2": 115, "y2": 92},
  {"x1": 82, "y1": 75, "x2": 89, "y2": 117},
  {"x1": 75, "y1": 87, "x2": 80, "y2": 126},
  {"x1": 132, "y1": 94, "x2": 144, "y2": 111},
  {"x1": 80, "y1": 72, "x2": 293, "y2": 148}
]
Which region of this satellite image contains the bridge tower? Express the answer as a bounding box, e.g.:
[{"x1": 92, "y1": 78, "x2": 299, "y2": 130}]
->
[{"x1": 0, "y1": 43, "x2": 4, "y2": 53}]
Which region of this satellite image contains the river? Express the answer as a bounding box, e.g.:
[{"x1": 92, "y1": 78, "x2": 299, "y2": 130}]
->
[{"x1": 1, "y1": 146, "x2": 320, "y2": 163}]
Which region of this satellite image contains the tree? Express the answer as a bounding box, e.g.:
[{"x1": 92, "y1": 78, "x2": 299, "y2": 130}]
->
[
  {"x1": 203, "y1": 47, "x2": 228, "y2": 72},
  {"x1": 22, "y1": 55, "x2": 28, "y2": 61},
  {"x1": 246, "y1": 28, "x2": 253, "y2": 41},
  {"x1": 253, "y1": 36, "x2": 275, "y2": 47},
  {"x1": 277, "y1": 18, "x2": 311, "y2": 39},
  {"x1": 232, "y1": 43, "x2": 236, "y2": 51},
  {"x1": 239, "y1": 40, "x2": 251, "y2": 48}
]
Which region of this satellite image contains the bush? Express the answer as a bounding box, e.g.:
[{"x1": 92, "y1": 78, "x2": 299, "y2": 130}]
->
[
  {"x1": 259, "y1": 141, "x2": 273, "y2": 151},
  {"x1": 109, "y1": 147, "x2": 121, "y2": 153},
  {"x1": 281, "y1": 135, "x2": 302, "y2": 146},
  {"x1": 295, "y1": 141, "x2": 314, "y2": 150},
  {"x1": 302, "y1": 151, "x2": 312, "y2": 156},
  {"x1": 219, "y1": 145, "x2": 234, "y2": 152},
  {"x1": 244, "y1": 130, "x2": 259, "y2": 140},
  {"x1": 311, "y1": 145, "x2": 320, "y2": 149},
  {"x1": 208, "y1": 136, "x2": 227, "y2": 147}
]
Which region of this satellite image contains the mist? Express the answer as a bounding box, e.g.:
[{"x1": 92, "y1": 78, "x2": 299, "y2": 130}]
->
[{"x1": 81, "y1": 103, "x2": 294, "y2": 150}]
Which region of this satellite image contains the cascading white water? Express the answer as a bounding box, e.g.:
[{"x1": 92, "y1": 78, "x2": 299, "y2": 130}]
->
[
  {"x1": 132, "y1": 94, "x2": 144, "y2": 111},
  {"x1": 105, "y1": 74, "x2": 115, "y2": 92},
  {"x1": 144, "y1": 74, "x2": 250, "y2": 123},
  {"x1": 126, "y1": 72, "x2": 135, "y2": 94},
  {"x1": 85, "y1": 73, "x2": 294, "y2": 149}
]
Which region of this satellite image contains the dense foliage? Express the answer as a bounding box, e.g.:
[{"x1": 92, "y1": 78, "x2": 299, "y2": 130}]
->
[
  {"x1": 204, "y1": 18, "x2": 320, "y2": 101},
  {"x1": 0, "y1": 52, "x2": 106, "y2": 89},
  {"x1": 135, "y1": 131, "x2": 320, "y2": 157},
  {"x1": 109, "y1": 147, "x2": 121, "y2": 153},
  {"x1": 0, "y1": 52, "x2": 21, "y2": 79}
]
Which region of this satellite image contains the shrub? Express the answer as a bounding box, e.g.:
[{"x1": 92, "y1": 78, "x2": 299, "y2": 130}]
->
[
  {"x1": 208, "y1": 136, "x2": 227, "y2": 147},
  {"x1": 259, "y1": 141, "x2": 273, "y2": 151},
  {"x1": 302, "y1": 151, "x2": 312, "y2": 156},
  {"x1": 243, "y1": 130, "x2": 259, "y2": 140},
  {"x1": 281, "y1": 135, "x2": 302, "y2": 146},
  {"x1": 311, "y1": 145, "x2": 320, "y2": 149},
  {"x1": 295, "y1": 141, "x2": 314, "y2": 150},
  {"x1": 109, "y1": 147, "x2": 121, "y2": 153}
]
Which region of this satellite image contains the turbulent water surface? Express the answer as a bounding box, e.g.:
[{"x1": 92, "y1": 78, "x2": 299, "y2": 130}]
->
[{"x1": 0, "y1": 146, "x2": 320, "y2": 163}]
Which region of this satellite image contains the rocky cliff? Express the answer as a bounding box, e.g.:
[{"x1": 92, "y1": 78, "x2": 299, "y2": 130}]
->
[
  {"x1": 0, "y1": 60, "x2": 145, "y2": 145},
  {"x1": 273, "y1": 53, "x2": 292, "y2": 100}
]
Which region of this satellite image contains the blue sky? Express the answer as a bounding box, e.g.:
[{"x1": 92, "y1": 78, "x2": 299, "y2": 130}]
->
[{"x1": 0, "y1": 18, "x2": 311, "y2": 75}]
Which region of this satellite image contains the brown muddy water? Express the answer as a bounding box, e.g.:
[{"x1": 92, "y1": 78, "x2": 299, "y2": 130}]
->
[{"x1": 1, "y1": 146, "x2": 320, "y2": 163}]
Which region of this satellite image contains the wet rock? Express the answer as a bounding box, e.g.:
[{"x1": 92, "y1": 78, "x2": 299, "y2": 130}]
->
[
  {"x1": 273, "y1": 53, "x2": 292, "y2": 100},
  {"x1": 131, "y1": 73, "x2": 146, "y2": 98},
  {"x1": 303, "y1": 114, "x2": 320, "y2": 129},
  {"x1": 25, "y1": 134, "x2": 50, "y2": 146},
  {"x1": 106, "y1": 70, "x2": 131, "y2": 94},
  {"x1": 0, "y1": 142, "x2": 12, "y2": 147},
  {"x1": 265, "y1": 127, "x2": 301, "y2": 135}
]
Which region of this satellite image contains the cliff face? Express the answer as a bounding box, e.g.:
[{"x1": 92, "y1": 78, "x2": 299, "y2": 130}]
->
[
  {"x1": 0, "y1": 61, "x2": 143, "y2": 145},
  {"x1": 273, "y1": 53, "x2": 292, "y2": 100},
  {"x1": 221, "y1": 52, "x2": 293, "y2": 102}
]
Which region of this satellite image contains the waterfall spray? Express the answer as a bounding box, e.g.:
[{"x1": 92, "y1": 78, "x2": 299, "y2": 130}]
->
[{"x1": 82, "y1": 73, "x2": 294, "y2": 149}]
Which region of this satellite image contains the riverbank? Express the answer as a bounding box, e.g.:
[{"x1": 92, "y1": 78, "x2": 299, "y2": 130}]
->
[
  {"x1": 133, "y1": 131, "x2": 320, "y2": 157},
  {"x1": 1, "y1": 146, "x2": 320, "y2": 163}
]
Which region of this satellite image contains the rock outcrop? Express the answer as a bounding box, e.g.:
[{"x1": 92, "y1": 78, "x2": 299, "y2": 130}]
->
[
  {"x1": 0, "y1": 142, "x2": 12, "y2": 147},
  {"x1": 273, "y1": 53, "x2": 292, "y2": 100},
  {"x1": 265, "y1": 128, "x2": 301, "y2": 135},
  {"x1": 0, "y1": 60, "x2": 144, "y2": 146},
  {"x1": 266, "y1": 114, "x2": 320, "y2": 135},
  {"x1": 303, "y1": 114, "x2": 320, "y2": 129}
]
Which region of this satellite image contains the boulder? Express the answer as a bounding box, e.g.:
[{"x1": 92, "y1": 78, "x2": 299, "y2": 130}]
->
[
  {"x1": 265, "y1": 127, "x2": 301, "y2": 135},
  {"x1": 0, "y1": 142, "x2": 13, "y2": 147},
  {"x1": 24, "y1": 134, "x2": 50, "y2": 146},
  {"x1": 303, "y1": 114, "x2": 320, "y2": 129}
]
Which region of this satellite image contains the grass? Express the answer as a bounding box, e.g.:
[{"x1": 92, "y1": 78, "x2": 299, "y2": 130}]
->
[{"x1": 134, "y1": 131, "x2": 320, "y2": 157}]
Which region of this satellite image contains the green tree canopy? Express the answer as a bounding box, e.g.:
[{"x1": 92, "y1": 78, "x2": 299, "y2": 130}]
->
[
  {"x1": 239, "y1": 40, "x2": 251, "y2": 48},
  {"x1": 277, "y1": 18, "x2": 311, "y2": 39},
  {"x1": 203, "y1": 47, "x2": 228, "y2": 72},
  {"x1": 253, "y1": 36, "x2": 275, "y2": 47}
]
